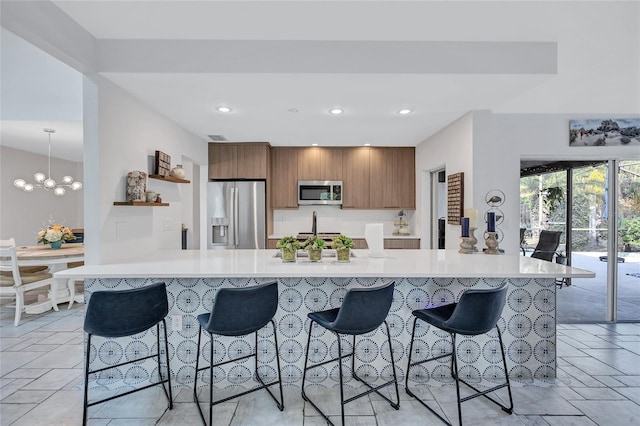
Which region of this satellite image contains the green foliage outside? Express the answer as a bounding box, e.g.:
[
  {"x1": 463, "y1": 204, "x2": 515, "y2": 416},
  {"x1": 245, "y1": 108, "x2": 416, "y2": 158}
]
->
[{"x1": 520, "y1": 161, "x2": 640, "y2": 252}]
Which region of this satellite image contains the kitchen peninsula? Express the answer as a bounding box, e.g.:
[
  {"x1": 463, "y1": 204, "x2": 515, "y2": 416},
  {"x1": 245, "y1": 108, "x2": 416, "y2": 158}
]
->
[{"x1": 56, "y1": 249, "x2": 594, "y2": 391}]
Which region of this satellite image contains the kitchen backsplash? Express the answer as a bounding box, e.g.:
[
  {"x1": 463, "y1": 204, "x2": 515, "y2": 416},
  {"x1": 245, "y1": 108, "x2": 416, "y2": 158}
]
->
[{"x1": 272, "y1": 205, "x2": 415, "y2": 236}]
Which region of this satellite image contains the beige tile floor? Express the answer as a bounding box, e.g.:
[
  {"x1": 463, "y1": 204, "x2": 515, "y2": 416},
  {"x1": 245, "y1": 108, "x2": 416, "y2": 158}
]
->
[{"x1": 1, "y1": 303, "x2": 639, "y2": 425}]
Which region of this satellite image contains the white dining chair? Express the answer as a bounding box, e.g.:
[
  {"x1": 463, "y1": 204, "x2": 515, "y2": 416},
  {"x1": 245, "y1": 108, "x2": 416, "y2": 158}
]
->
[{"x1": 0, "y1": 238, "x2": 57, "y2": 326}]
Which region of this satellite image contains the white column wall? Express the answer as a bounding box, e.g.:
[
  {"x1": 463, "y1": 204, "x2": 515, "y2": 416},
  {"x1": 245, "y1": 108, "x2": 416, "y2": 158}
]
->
[
  {"x1": 93, "y1": 77, "x2": 206, "y2": 263},
  {"x1": 415, "y1": 112, "x2": 474, "y2": 249}
]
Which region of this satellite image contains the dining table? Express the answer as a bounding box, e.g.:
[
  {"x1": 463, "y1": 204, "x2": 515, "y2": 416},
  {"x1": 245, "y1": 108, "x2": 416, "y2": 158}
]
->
[{"x1": 15, "y1": 243, "x2": 84, "y2": 313}]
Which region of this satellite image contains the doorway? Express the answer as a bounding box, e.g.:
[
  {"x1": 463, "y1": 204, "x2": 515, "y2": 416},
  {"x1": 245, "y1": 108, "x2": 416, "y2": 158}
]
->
[{"x1": 431, "y1": 169, "x2": 446, "y2": 249}]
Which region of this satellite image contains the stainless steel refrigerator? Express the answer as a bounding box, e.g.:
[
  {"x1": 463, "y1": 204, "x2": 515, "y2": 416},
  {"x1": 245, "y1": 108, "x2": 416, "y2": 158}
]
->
[{"x1": 207, "y1": 181, "x2": 266, "y2": 249}]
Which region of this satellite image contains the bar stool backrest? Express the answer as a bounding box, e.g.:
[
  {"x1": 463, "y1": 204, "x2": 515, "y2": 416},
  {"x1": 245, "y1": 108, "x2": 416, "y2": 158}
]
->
[
  {"x1": 444, "y1": 285, "x2": 508, "y2": 336},
  {"x1": 331, "y1": 280, "x2": 395, "y2": 335},
  {"x1": 84, "y1": 282, "x2": 168, "y2": 338},
  {"x1": 204, "y1": 280, "x2": 278, "y2": 336}
]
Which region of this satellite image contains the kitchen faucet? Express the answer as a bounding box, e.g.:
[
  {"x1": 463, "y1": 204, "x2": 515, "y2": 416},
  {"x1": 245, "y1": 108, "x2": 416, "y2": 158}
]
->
[{"x1": 312, "y1": 211, "x2": 317, "y2": 236}]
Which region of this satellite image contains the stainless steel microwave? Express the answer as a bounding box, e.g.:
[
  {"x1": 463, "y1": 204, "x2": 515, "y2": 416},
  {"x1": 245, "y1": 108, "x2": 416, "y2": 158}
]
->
[{"x1": 298, "y1": 180, "x2": 343, "y2": 205}]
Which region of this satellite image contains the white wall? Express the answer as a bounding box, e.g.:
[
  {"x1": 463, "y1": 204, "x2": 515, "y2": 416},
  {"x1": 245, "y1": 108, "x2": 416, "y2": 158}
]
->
[
  {"x1": 91, "y1": 76, "x2": 207, "y2": 263},
  {"x1": 0, "y1": 146, "x2": 83, "y2": 246},
  {"x1": 417, "y1": 112, "x2": 640, "y2": 254},
  {"x1": 272, "y1": 205, "x2": 413, "y2": 237},
  {"x1": 487, "y1": 113, "x2": 640, "y2": 254},
  {"x1": 415, "y1": 112, "x2": 474, "y2": 249}
]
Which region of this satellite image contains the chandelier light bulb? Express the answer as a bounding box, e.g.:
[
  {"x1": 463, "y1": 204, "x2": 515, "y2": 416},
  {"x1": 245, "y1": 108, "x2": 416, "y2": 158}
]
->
[{"x1": 13, "y1": 128, "x2": 83, "y2": 196}]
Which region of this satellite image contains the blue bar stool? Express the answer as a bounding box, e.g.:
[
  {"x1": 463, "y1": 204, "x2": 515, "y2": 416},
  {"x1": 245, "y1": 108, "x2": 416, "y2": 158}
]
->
[
  {"x1": 405, "y1": 285, "x2": 514, "y2": 426},
  {"x1": 302, "y1": 280, "x2": 400, "y2": 426},
  {"x1": 83, "y1": 282, "x2": 172, "y2": 425},
  {"x1": 193, "y1": 280, "x2": 284, "y2": 425}
]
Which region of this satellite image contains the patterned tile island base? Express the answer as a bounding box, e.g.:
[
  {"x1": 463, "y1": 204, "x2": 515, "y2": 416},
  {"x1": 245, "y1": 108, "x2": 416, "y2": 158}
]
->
[{"x1": 85, "y1": 276, "x2": 555, "y2": 392}]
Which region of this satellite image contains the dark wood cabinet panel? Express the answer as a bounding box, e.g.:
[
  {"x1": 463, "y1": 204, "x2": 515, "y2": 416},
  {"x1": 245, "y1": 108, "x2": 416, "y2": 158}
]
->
[
  {"x1": 271, "y1": 148, "x2": 299, "y2": 209},
  {"x1": 320, "y1": 148, "x2": 343, "y2": 181},
  {"x1": 384, "y1": 238, "x2": 420, "y2": 249},
  {"x1": 342, "y1": 147, "x2": 370, "y2": 209},
  {"x1": 208, "y1": 144, "x2": 236, "y2": 179},
  {"x1": 297, "y1": 147, "x2": 321, "y2": 180},
  {"x1": 396, "y1": 148, "x2": 416, "y2": 209},
  {"x1": 369, "y1": 147, "x2": 415, "y2": 210},
  {"x1": 209, "y1": 143, "x2": 269, "y2": 179},
  {"x1": 237, "y1": 144, "x2": 269, "y2": 179}
]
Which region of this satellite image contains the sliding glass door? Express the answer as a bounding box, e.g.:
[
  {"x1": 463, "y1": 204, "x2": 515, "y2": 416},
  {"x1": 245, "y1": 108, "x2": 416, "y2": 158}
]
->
[
  {"x1": 520, "y1": 160, "x2": 640, "y2": 323},
  {"x1": 617, "y1": 161, "x2": 640, "y2": 321}
]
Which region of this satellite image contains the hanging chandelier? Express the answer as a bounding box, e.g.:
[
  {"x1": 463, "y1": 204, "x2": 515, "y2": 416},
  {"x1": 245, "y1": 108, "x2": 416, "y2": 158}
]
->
[{"x1": 13, "y1": 128, "x2": 83, "y2": 196}]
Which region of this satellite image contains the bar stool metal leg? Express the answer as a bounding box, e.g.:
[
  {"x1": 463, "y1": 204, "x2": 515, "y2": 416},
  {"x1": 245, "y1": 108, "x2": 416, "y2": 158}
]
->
[
  {"x1": 406, "y1": 285, "x2": 514, "y2": 426},
  {"x1": 302, "y1": 320, "x2": 400, "y2": 426},
  {"x1": 194, "y1": 321, "x2": 284, "y2": 425}
]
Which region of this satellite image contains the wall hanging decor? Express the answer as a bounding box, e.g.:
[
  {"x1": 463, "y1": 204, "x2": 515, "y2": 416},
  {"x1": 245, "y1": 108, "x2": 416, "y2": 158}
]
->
[
  {"x1": 447, "y1": 172, "x2": 464, "y2": 225},
  {"x1": 569, "y1": 118, "x2": 640, "y2": 147}
]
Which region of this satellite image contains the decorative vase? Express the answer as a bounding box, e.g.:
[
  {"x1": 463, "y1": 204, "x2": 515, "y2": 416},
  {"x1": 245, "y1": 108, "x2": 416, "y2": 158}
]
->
[
  {"x1": 49, "y1": 240, "x2": 62, "y2": 250},
  {"x1": 156, "y1": 194, "x2": 163, "y2": 203},
  {"x1": 281, "y1": 248, "x2": 296, "y2": 263},
  {"x1": 170, "y1": 164, "x2": 186, "y2": 179},
  {"x1": 308, "y1": 248, "x2": 322, "y2": 262},
  {"x1": 336, "y1": 247, "x2": 350, "y2": 262},
  {"x1": 145, "y1": 191, "x2": 157, "y2": 202}
]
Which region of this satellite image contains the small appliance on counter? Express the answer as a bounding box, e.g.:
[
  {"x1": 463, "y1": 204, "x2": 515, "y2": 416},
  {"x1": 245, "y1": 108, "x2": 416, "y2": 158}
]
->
[{"x1": 393, "y1": 210, "x2": 410, "y2": 235}]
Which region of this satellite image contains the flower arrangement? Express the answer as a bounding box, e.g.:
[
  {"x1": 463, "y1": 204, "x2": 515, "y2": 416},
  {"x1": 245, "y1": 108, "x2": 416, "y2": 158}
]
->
[
  {"x1": 331, "y1": 234, "x2": 354, "y2": 250},
  {"x1": 37, "y1": 224, "x2": 75, "y2": 245},
  {"x1": 276, "y1": 236, "x2": 300, "y2": 262},
  {"x1": 301, "y1": 236, "x2": 326, "y2": 262},
  {"x1": 301, "y1": 236, "x2": 326, "y2": 251},
  {"x1": 331, "y1": 234, "x2": 353, "y2": 262}
]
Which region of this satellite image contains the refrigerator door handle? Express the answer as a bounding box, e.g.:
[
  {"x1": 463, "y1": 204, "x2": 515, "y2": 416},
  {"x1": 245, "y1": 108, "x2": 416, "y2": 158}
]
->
[{"x1": 234, "y1": 186, "x2": 239, "y2": 248}]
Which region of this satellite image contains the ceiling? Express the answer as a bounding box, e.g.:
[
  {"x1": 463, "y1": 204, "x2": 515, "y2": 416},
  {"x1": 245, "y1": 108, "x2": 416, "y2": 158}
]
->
[{"x1": 1, "y1": 1, "x2": 638, "y2": 159}]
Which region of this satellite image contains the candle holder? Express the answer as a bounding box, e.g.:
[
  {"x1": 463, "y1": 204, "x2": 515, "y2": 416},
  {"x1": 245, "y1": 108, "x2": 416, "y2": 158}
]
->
[
  {"x1": 484, "y1": 231, "x2": 500, "y2": 255},
  {"x1": 458, "y1": 237, "x2": 475, "y2": 254},
  {"x1": 468, "y1": 227, "x2": 478, "y2": 252}
]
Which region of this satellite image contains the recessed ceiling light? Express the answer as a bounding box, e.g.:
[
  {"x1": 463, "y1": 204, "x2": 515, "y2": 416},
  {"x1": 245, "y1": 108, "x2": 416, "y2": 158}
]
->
[
  {"x1": 364, "y1": 143, "x2": 371, "y2": 146},
  {"x1": 329, "y1": 108, "x2": 343, "y2": 115},
  {"x1": 216, "y1": 106, "x2": 232, "y2": 113},
  {"x1": 398, "y1": 109, "x2": 412, "y2": 115},
  {"x1": 288, "y1": 108, "x2": 299, "y2": 113},
  {"x1": 311, "y1": 143, "x2": 318, "y2": 146}
]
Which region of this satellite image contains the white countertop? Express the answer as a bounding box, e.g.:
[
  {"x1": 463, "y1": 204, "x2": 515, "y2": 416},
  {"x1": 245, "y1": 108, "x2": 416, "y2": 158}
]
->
[
  {"x1": 54, "y1": 249, "x2": 595, "y2": 279},
  {"x1": 268, "y1": 234, "x2": 420, "y2": 239}
]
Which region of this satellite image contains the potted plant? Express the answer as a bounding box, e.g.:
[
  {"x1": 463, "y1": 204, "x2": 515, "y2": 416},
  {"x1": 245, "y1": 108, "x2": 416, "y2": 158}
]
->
[
  {"x1": 276, "y1": 236, "x2": 299, "y2": 262},
  {"x1": 331, "y1": 234, "x2": 354, "y2": 262},
  {"x1": 301, "y1": 236, "x2": 326, "y2": 262}
]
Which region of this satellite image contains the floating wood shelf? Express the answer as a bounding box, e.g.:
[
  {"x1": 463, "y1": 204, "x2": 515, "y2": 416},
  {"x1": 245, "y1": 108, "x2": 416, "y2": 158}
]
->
[
  {"x1": 113, "y1": 201, "x2": 170, "y2": 206},
  {"x1": 149, "y1": 174, "x2": 190, "y2": 184}
]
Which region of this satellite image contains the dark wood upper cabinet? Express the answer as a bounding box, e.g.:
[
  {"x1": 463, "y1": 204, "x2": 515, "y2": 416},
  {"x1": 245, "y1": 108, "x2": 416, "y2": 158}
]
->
[
  {"x1": 208, "y1": 143, "x2": 269, "y2": 179},
  {"x1": 342, "y1": 147, "x2": 370, "y2": 209},
  {"x1": 270, "y1": 148, "x2": 299, "y2": 209}
]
